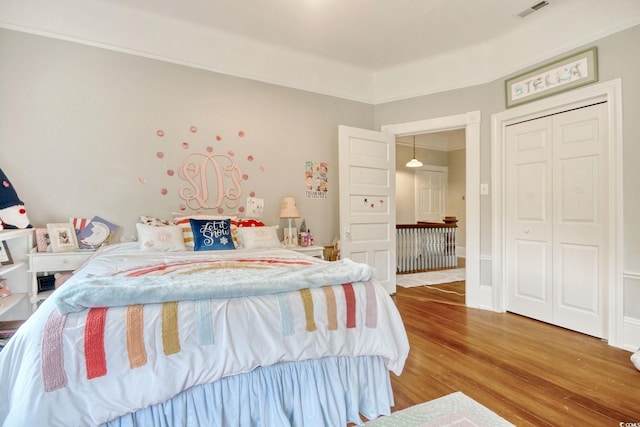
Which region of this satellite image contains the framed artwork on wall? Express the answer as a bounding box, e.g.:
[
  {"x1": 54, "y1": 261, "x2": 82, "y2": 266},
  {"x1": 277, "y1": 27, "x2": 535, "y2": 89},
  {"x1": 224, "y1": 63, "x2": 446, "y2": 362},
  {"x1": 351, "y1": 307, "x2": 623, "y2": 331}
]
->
[
  {"x1": 505, "y1": 47, "x2": 598, "y2": 108},
  {"x1": 47, "y1": 223, "x2": 79, "y2": 253}
]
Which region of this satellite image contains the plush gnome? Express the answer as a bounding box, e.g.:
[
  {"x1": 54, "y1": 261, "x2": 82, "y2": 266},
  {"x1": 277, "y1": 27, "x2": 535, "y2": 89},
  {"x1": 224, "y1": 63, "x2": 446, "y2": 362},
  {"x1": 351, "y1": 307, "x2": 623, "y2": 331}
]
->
[{"x1": 0, "y1": 169, "x2": 32, "y2": 230}]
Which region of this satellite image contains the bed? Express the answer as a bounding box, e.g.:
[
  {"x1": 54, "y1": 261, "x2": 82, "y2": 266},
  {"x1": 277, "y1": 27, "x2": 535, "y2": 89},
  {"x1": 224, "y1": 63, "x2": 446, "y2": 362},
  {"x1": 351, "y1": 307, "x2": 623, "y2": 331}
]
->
[{"x1": 0, "y1": 241, "x2": 409, "y2": 426}]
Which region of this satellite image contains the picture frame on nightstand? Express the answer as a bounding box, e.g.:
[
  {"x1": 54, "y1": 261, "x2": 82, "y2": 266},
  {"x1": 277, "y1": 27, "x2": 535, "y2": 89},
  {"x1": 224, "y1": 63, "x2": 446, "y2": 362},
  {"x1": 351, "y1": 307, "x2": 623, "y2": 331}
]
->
[
  {"x1": 35, "y1": 228, "x2": 50, "y2": 252},
  {"x1": 0, "y1": 241, "x2": 13, "y2": 266},
  {"x1": 47, "y1": 223, "x2": 79, "y2": 253}
]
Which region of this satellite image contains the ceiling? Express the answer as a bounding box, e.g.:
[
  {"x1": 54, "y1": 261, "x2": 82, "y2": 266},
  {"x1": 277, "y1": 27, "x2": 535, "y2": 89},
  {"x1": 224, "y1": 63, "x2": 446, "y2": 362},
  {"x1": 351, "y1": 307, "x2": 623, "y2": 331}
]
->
[
  {"x1": 2, "y1": 0, "x2": 640, "y2": 103},
  {"x1": 103, "y1": 0, "x2": 556, "y2": 71}
]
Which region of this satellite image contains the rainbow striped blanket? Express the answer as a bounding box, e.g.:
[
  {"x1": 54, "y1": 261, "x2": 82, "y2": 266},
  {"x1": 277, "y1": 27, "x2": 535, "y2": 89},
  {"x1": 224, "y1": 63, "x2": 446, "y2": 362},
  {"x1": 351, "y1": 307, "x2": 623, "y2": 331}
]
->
[{"x1": 0, "y1": 245, "x2": 409, "y2": 426}]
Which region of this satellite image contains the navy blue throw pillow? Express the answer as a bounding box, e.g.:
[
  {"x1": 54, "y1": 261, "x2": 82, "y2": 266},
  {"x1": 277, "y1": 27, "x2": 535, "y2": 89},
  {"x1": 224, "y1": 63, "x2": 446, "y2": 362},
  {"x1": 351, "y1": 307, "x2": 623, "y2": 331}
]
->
[{"x1": 189, "y1": 218, "x2": 236, "y2": 251}]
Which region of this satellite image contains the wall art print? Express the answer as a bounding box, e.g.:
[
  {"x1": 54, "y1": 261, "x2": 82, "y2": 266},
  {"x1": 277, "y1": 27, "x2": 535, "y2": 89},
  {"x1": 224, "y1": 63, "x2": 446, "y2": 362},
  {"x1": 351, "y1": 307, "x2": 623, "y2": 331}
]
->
[
  {"x1": 305, "y1": 161, "x2": 328, "y2": 199},
  {"x1": 505, "y1": 47, "x2": 598, "y2": 108}
]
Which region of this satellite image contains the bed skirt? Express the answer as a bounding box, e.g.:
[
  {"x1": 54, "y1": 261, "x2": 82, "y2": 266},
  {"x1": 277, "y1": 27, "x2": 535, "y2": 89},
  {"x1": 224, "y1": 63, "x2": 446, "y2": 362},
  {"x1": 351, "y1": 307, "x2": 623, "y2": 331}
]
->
[{"x1": 105, "y1": 355, "x2": 393, "y2": 427}]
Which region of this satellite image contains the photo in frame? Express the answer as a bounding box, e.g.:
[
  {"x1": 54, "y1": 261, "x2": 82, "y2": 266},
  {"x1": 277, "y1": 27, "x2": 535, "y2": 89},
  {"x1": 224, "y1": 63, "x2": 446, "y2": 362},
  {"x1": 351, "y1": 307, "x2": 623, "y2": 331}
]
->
[
  {"x1": 35, "y1": 228, "x2": 50, "y2": 253},
  {"x1": 46, "y1": 223, "x2": 79, "y2": 253},
  {"x1": 0, "y1": 241, "x2": 13, "y2": 266},
  {"x1": 505, "y1": 47, "x2": 598, "y2": 108}
]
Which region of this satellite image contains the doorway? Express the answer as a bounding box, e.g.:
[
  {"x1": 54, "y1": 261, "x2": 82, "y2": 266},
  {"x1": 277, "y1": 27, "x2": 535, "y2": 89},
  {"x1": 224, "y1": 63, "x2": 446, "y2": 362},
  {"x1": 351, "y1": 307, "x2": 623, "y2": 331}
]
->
[{"x1": 381, "y1": 111, "x2": 481, "y2": 307}]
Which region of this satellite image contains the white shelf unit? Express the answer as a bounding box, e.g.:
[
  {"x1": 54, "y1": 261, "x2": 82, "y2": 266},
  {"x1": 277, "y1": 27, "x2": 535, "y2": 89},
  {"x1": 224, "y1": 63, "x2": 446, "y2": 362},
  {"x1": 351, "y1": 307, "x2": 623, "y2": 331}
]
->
[{"x1": 0, "y1": 229, "x2": 34, "y2": 320}]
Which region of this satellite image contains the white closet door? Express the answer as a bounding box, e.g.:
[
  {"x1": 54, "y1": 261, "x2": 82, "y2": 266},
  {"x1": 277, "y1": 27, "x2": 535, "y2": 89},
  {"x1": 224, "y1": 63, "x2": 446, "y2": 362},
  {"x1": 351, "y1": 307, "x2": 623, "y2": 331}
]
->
[
  {"x1": 506, "y1": 117, "x2": 554, "y2": 324},
  {"x1": 551, "y1": 103, "x2": 608, "y2": 337},
  {"x1": 506, "y1": 103, "x2": 607, "y2": 338}
]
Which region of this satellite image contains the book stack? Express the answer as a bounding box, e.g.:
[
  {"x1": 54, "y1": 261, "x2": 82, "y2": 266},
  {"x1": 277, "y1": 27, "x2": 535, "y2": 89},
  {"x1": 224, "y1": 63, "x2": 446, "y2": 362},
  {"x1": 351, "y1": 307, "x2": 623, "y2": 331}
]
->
[{"x1": 0, "y1": 320, "x2": 25, "y2": 352}]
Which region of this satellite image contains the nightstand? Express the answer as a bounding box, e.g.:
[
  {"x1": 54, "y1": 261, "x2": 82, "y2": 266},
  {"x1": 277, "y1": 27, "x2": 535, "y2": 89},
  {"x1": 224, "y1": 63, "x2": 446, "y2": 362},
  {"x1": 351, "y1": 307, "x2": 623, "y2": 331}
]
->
[
  {"x1": 28, "y1": 249, "x2": 93, "y2": 311},
  {"x1": 289, "y1": 245, "x2": 325, "y2": 259}
]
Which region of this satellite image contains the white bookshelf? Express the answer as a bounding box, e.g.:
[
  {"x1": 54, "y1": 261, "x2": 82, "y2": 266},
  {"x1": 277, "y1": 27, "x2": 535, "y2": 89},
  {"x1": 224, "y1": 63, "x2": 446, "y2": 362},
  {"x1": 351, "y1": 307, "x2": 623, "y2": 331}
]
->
[{"x1": 0, "y1": 229, "x2": 34, "y2": 320}]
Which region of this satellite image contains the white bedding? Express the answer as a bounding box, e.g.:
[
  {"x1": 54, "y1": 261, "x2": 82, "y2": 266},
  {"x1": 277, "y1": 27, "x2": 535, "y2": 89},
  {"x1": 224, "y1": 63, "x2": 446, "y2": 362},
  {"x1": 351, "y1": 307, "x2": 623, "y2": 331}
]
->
[{"x1": 0, "y1": 244, "x2": 409, "y2": 426}]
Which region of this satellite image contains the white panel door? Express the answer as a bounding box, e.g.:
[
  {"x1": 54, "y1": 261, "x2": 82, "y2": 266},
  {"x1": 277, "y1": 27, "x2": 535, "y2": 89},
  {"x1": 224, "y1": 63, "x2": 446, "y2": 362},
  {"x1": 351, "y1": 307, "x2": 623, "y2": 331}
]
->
[
  {"x1": 506, "y1": 117, "x2": 554, "y2": 323},
  {"x1": 505, "y1": 103, "x2": 607, "y2": 338},
  {"x1": 338, "y1": 125, "x2": 396, "y2": 294},
  {"x1": 415, "y1": 167, "x2": 448, "y2": 222},
  {"x1": 551, "y1": 103, "x2": 607, "y2": 337}
]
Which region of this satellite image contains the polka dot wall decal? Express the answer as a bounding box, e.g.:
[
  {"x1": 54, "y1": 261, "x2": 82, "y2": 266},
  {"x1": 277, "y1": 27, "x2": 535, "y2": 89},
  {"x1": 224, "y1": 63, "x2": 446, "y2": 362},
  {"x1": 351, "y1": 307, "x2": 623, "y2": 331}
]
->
[
  {"x1": 156, "y1": 152, "x2": 164, "y2": 159},
  {"x1": 217, "y1": 208, "x2": 224, "y2": 214},
  {"x1": 242, "y1": 174, "x2": 249, "y2": 180},
  {"x1": 259, "y1": 167, "x2": 265, "y2": 173},
  {"x1": 238, "y1": 131, "x2": 245, "y2": 137},
  {"x1": 239, "y1": 207, "x2": 245, "y2": 213},
  {"x1": 190, "y1": 126, "x2": 197, "y2": 133},
  {"x1": 138, "y1": 177, "x2": 146, "y2": 184},
  {"x1": 156, "y1": 130, "x2": 165, "y2": 137},
  {"x1": 167, "y1": 169, "x2": 175, "y2": 176},
  {"x1": 161, "y1": 188, "x2": 168, "y2": 195},
  {"x1": 227, "y1": 150, "x2": 234, "y2": 156},
  {"x1": 179, "y1": 204, "x2": 186, "y2": 211},
  {"x1": 206, "y1": 146, "x2": 213, "y2": 152},
  {"x1": 216, "y1": 135, "x2": 222, "y2": 141},
  {"x1": 250, "y1": 191, "x2": 256, "y2": 197},
  {"x1": 182, "y1": 142, "x2": 189, "y2": 149},
  {"x1": 247, "y1": 155, "x2": 254, "y2": 161}
]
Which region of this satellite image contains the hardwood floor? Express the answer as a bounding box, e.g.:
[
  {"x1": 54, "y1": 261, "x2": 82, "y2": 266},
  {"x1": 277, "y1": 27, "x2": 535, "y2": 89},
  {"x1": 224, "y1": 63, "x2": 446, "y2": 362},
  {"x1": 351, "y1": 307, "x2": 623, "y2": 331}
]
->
[{"x1": 389, "y1": 282, "x2": 640, "y2": 425}]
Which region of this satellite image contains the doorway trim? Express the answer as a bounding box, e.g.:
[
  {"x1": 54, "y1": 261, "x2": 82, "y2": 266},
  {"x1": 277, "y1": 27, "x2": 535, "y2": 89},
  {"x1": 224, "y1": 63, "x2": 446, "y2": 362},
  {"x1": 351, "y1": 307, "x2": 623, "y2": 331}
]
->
[
  {"x1": 491, "y1": 79, "x2": 623, "y2": 348},
  {"x1": 381, "y1": 111, "x2": 482, "y2": 308}
]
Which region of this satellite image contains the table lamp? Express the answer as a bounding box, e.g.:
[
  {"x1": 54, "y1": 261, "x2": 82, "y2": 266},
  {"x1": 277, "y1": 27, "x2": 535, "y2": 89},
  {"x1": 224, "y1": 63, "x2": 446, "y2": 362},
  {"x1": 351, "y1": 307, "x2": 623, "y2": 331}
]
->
[{"x1": 280, "y1": 196, "x2": 300, "y2": 247}]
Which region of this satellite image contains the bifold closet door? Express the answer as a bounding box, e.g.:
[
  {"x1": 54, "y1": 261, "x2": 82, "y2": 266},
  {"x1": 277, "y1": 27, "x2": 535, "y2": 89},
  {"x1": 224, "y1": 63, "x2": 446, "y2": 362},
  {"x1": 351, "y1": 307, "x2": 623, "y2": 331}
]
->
[{"x1": 505, "y1": 102, "x2": 608, "y2": 338}]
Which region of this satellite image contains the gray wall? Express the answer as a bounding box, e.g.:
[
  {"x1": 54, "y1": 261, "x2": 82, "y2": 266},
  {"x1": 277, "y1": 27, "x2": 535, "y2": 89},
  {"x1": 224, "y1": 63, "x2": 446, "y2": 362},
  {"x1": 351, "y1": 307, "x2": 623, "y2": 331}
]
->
[{"x1": 0, "y1": 28, "x2": 374, "y2": 247}]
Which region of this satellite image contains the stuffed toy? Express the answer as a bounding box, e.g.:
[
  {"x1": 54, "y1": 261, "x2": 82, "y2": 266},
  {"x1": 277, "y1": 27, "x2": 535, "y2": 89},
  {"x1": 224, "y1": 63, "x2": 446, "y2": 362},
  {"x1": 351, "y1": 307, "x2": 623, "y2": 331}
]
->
[
  {"x1": 0, "y1": 169, "x2": 31, "y2": 230},
  {"x1": 54, "y1": 272, "x2": 73, "y2": 289}
]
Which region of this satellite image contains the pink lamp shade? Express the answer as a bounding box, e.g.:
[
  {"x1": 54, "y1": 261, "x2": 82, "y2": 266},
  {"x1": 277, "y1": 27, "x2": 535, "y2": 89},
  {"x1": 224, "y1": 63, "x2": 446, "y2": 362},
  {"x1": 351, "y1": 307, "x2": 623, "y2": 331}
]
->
[{"x1": 279, "y1": 196, "x2": 300, "y2": 219}]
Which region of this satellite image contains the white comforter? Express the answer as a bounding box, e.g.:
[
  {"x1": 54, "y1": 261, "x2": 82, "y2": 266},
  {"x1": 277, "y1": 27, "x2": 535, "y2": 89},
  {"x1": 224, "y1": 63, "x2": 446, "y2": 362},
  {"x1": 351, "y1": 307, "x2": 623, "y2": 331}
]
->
[{"x1": 0, "y1": 244, "x2": 409, "y2": 426}]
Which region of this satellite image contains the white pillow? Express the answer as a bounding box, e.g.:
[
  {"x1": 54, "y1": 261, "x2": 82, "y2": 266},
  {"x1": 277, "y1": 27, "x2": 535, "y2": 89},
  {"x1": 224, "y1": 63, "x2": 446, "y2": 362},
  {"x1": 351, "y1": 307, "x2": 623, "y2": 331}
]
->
[
  {"x1": 236, "y1": 225, "x2": 281, "y2": 249},
  {"x1": 136, "y1": 223, "x2": 186, "y2": 252}
]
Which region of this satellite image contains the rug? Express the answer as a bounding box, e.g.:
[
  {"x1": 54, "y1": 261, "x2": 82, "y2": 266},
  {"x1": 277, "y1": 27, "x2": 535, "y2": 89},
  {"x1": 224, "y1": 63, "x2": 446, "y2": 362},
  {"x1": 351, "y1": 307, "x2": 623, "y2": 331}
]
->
[
  {"x1": 365, "y1": 392, "x2": 514, "y2": 426},
  {"x1": 396, "y1": 268, "x2": 465, "y2": 288}
]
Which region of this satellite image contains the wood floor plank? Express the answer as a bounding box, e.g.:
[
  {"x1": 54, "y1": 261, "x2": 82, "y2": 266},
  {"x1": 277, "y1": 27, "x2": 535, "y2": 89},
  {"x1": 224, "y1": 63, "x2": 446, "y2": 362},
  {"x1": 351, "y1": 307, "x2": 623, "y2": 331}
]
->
[{"x1": 389, "y1": 284, "x2": 640, "y2": 425}]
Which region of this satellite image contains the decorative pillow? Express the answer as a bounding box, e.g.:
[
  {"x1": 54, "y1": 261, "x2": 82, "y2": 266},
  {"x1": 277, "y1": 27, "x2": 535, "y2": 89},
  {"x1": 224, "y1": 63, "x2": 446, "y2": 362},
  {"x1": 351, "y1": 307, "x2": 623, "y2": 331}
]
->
[
  {"x1": 237, "y1": 219, "x2": 265, "y2": 228},
  {"x1": 190, "y1": 218, "x2": 236, "y2": 251},
  {"x1": 140, "y1": 215, "x2": 173, "y2": 227},
  {"x1": 136, "y1": 223, "x2": 186, "y2": 252},
  {"x1": 173, "y1": 214, "x2": 238, "y2": 248},
  {"x1": 236, "y1": 225, "x2": 281, "y2": 250}
]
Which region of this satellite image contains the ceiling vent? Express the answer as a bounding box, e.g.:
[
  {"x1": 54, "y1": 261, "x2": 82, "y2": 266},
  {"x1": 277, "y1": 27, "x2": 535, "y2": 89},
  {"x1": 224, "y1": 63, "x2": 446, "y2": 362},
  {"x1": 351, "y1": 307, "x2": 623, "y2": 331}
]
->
[{"x1": 517, "y1": 1, "x2": 550, "y2": 18}]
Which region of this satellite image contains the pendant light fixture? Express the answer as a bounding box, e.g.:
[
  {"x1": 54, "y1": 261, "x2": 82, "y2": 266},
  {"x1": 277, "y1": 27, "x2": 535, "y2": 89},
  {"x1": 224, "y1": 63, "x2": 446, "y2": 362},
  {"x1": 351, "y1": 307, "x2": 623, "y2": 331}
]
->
[{"x1": 405, "y1": 135, "x2": 423, "y2": 168}]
